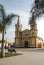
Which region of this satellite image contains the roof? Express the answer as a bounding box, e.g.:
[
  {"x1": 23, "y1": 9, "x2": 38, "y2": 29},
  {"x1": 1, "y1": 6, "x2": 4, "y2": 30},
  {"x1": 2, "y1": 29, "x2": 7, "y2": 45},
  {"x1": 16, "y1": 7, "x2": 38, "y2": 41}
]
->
[{"x1": 22, "y1": 29, "x2": 30, "y2": 32}]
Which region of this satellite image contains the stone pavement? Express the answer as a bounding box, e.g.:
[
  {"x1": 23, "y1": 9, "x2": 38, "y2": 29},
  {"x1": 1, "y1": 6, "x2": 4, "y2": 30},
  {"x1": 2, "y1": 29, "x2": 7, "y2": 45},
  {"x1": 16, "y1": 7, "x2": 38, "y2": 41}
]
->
[{"x1": 0, "y1": 48, "x2": 44, "y2": 65}]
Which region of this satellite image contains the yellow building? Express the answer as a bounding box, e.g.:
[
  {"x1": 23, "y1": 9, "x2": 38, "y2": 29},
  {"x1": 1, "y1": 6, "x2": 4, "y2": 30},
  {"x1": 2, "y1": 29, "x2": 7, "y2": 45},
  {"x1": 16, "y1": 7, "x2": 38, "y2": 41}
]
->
[{"x1": 15, "y1": 16, "x2": 43, "y2": 48}]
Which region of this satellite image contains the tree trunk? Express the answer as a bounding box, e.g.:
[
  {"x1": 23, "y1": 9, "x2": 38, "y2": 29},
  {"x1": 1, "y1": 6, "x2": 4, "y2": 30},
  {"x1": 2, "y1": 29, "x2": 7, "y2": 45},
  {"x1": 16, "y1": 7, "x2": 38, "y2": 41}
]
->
[{"x1": 1, "y1": 29, "x2": 5, "y2": 57}]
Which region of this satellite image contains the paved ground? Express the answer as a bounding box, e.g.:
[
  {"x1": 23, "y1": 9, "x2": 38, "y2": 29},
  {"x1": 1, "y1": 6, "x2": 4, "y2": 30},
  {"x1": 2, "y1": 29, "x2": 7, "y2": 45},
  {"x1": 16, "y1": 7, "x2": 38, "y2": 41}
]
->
[{"x1": 0, "y1": 48, "x2": 44, "y2": 65}]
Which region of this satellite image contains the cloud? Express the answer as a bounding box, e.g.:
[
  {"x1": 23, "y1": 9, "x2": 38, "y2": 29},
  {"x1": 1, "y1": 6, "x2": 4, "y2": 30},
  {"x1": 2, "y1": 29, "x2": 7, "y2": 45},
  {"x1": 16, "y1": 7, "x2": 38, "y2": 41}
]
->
[{"x1": 37, "y1": 16, "x2": 44, "y2": 40}]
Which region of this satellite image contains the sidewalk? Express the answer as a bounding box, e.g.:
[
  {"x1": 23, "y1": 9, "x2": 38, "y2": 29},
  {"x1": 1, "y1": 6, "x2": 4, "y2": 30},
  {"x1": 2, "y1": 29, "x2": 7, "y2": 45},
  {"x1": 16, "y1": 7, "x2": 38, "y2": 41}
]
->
[{"x1": 0, "y1": 50, "x2": 44, "y2": 65}]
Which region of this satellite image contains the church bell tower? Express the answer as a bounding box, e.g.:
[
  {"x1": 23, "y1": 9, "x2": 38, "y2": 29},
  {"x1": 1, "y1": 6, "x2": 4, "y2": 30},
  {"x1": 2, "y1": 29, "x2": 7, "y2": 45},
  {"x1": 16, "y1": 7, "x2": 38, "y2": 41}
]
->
[
  {"x1": 15, "y1": 16, "x2": 22, "y2": 46},
  {"x1": 30, "y1": 13, "x2": 38, "y2": 37}
]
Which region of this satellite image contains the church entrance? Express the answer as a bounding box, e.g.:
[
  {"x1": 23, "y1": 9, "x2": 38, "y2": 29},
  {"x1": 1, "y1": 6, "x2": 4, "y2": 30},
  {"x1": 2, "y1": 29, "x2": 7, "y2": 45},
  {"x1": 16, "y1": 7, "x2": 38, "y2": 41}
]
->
[{"x1": 24, "y1": 41, "x2": 28, "y2": 48}]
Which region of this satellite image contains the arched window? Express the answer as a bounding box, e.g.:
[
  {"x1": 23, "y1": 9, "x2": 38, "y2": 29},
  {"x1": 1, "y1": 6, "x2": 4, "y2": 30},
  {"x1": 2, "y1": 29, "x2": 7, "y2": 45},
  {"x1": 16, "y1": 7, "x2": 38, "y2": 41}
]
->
[
  {"x1": 32, "y1": 32, "x2": 34, "y2": 36},
  {"x1": 26, "y1": 34, "x2": 28, "y2": 37}
]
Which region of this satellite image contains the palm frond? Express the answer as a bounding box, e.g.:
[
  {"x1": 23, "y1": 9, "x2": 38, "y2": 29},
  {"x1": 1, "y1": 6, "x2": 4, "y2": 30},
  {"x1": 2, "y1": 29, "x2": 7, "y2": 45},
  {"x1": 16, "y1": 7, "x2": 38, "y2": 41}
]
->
[
  {"x1": 31, "y1": 0, "x2": 44, "y2": 19},
  {"x1": 3, "y1": 14, "x2": 18, "y2": 26},
  {"x1": 2, "y1": 14, "x2": 14, "y2": 26},
  {"x1": 0, "y1": 4, "x2": 18, "y2": 33},
  {"x1": 0, "y1": 23, "x2": 3, "y2": 32},
  {"x1": 0, "y1": 4, "x2": 6, "y2": 20}
]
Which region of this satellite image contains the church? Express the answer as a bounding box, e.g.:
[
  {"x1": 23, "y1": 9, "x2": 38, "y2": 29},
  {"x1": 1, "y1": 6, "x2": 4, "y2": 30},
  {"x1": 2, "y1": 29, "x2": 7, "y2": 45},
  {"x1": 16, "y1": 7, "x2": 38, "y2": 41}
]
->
[{"x1": 15, "y1": 16, "x2": 43, "y2": 48}]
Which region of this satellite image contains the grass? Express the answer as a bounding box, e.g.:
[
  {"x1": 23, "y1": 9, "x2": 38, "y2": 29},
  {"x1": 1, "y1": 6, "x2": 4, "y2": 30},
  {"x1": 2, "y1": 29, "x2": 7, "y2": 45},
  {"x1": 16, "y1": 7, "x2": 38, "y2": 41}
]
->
[
  {"x1": 0, "y1": 52, "x2": 22, "y2": 58},
  {"x1": 5, "y1": 52, "x2": 22, "y2": 57}
]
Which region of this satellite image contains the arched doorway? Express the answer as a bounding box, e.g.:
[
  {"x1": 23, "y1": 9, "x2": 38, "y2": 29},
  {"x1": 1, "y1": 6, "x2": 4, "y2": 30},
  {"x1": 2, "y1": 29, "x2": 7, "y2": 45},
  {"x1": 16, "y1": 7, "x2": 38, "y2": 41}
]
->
[{"x1": 24, "y1": 41, "x2": 28, "y2": 48}]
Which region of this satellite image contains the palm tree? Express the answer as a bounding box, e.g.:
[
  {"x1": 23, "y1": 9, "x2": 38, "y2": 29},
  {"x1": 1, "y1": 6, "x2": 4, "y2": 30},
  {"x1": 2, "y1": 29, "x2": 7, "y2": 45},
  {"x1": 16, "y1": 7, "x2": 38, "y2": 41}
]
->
[
  {"x1": 30, "y1": 0, "x2": 44, "y2": 19},
  {"x1": 0, "y1": 4, "x2": 18, "y2": 57},
  {"x1": 29, "y1": 0, "x2": 44, "y2": 24}
]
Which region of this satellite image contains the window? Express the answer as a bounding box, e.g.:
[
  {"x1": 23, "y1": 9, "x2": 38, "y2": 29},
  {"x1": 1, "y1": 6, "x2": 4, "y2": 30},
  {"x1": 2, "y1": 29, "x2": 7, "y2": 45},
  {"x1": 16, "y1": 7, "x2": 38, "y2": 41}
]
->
[
  {"x1": 32, "y1": 32, "x2": 34, "y2": 36},
  {"x1": 26, "y1": 34, "x2": 28, "y2": 37},
  {"x1": 26, "y1": 34, "x2": 28, "y2": 36}
]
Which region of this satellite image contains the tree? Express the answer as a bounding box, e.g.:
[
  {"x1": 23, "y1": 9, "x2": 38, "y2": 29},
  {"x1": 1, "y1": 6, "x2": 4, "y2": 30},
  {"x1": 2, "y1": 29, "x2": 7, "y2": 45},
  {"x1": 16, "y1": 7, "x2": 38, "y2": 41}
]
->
[
  {"x1": 30, "y1": 0, "x2": 44, "y2": 23},
  {"x1": 0, "y1": 4, "x2": 18, "y2": 57}
]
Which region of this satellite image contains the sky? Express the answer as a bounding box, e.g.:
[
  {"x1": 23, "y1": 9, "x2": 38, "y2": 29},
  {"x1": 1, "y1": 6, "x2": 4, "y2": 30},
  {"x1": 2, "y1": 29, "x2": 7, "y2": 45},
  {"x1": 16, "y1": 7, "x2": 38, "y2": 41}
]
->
[{"x1": 0, "y1": 0, "x2": 44, "y2": 43}]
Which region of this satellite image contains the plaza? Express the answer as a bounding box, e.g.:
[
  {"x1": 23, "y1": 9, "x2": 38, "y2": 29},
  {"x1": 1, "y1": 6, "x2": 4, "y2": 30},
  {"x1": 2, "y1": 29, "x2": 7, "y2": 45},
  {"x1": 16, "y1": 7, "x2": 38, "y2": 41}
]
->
[
  {"x1": 0, "y1": 48, "x2": 44, "y2": 65},
  {"x1": 0, "y1": 0, "x2": 44, "y2": 64}
]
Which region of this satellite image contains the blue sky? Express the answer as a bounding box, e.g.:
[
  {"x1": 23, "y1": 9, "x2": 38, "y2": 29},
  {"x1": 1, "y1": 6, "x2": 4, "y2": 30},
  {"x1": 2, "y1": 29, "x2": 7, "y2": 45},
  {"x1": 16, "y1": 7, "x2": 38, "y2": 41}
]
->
[
  {"x1": 0, "y1": 0, "x2": 34, "y2": 12},
  {"x1": 0, "y1": 0, "x2": 44, "y2": 43}
]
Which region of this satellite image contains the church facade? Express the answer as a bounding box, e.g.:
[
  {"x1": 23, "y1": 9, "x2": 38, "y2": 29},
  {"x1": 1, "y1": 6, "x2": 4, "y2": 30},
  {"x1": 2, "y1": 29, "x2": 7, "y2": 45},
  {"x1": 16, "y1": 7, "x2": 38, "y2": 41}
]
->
[{"x1": 15, "y1": 16, "x2": 43, "y2": 48}]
